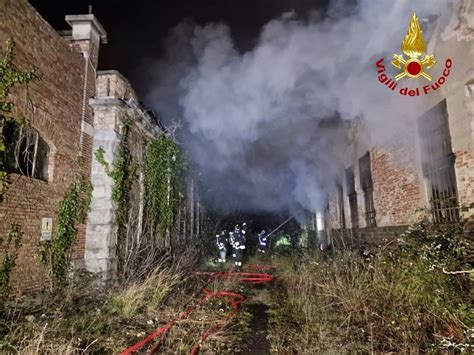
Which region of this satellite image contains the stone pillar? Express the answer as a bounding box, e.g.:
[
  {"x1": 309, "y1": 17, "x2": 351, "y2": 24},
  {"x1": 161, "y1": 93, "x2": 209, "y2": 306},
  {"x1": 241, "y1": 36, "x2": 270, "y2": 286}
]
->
[
  {"x1": 85, "y1": 71, "x2": 163, "y2": 279},
  {"x1": 84, "y1": 104, "x2": 121, "y2": 279},
  {"x1": 85, "y1": 72, "x2": 129, "y2": 279}
]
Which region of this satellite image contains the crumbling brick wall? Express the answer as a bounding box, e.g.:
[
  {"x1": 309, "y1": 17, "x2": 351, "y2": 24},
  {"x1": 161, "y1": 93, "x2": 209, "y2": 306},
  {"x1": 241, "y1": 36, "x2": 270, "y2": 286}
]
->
[
  {"x1": 0, "y1": 0, "x2": 94, "y2": 294},
  {"x1": 371, "y1": 147, "x2": 422, "y2": 226}
]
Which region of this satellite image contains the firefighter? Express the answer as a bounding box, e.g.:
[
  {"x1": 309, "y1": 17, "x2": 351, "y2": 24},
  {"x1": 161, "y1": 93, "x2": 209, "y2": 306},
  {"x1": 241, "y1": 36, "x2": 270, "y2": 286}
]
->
[
  {"x1": 216, "y1": 230, "x2": 228, "y2": 264},
  {"x1": 257, "y1": 229, "x2": 269, "y2": 253},
  {"x1": 241, "y1": 222, "x2": 248, "y2": 236},
  {"x1": 231, "y1": 225, "x2": 246, "y2": 271},
  {"x1": 229, "y1": 231, "x2": 236, "y2": 258}
]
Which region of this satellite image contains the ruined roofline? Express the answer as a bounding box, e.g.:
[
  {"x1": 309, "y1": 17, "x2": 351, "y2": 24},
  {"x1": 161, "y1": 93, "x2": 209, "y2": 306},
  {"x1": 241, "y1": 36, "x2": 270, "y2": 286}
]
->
[
  {"x1": 97, "y1": 70, "x2": 130, "y2": 85},
  {"x1": 92, "y1": 70, "x2": 165, "y2": 137},
  {"x1": 94, "y1": 69, "x2": 138, "y2": 100},
  {"x1": 125, "y1": 97, "x2": 165, "y2": 137}
]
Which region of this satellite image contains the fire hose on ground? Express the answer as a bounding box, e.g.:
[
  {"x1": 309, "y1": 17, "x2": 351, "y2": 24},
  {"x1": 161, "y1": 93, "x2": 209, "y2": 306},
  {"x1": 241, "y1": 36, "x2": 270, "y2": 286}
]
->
[{"x1": 121, "y1": 265, "x2": 275, "y2": 354}]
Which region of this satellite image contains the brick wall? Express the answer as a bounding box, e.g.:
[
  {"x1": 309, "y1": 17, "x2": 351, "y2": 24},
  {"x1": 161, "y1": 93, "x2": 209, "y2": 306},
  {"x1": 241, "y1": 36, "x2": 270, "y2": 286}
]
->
[
  {"x1": 0, "y1": 0, "x2": 95, "y2": 294},
  {"x1": 326, "y1": 4, "x2": 474, "y2": 246},
  {"x1": 454, "y1": 150, "x2": 474, "y2": 210},
  {"x1": 371, "y1": 147, "x2": 422, "y2": 226},
  {"x1": 69, "y1": 40, "x2": 97, "y2": 261},
  {"x1": 327, "y1": 144, "x2": 422, "y2": 248}
]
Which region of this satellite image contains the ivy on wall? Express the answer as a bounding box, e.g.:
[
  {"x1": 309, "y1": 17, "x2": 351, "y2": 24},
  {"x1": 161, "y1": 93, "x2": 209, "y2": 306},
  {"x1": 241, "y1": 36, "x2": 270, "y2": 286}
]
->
[
  {"x1": 144, "y1": 135, "x2": 186, "y2": 237},
  {"x1": 37, "y1": 172, "x2": 92, "y2": 288},
  {"x1": 95, "y1": 117, "x2": 136, "y2": 276},
  {"x1": 0, "y1": 224, "x2": 22, "y2": 312},
  {"x1": 0, "y1": 39, "x2": 40, "y2": 201},
  {"x1": 94, "y1": 118, "x2": 186, "y2": 273}
]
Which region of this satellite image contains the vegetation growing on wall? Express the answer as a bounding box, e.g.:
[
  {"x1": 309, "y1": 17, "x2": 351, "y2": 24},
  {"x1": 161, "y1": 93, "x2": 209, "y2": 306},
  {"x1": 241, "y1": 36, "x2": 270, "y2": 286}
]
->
[
  {"x1": 0, "y1": 39, "x2": 40, "y2": 201},
  {"x1": 37, "y1": 173, "x2": 92, "y2": 288},
  {"x1": 94, "y1": 118, "x2": 187, "y2": 275},
  {"x1": 0, "y1": 224, "x2": 22, "y2": 312},
  {"x1": 95, "y1": 117, "x2": 136, "y2": 275},
  {"x1": 143, "y1": 135, "x2": 186, "y2": 238}
]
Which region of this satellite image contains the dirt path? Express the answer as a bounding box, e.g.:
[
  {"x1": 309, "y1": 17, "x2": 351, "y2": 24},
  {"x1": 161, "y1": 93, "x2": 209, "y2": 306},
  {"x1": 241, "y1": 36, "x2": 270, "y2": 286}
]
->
[
  {"x1": 241, "y1": 302, "x2": 271, "y2": 354},
  {"x1": 241, "y1": 286, "x2": 272, "y2": 354}
]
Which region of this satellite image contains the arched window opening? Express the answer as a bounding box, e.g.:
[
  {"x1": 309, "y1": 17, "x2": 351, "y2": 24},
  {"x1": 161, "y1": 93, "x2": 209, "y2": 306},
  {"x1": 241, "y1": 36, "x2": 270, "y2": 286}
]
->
[{"x1": 3, "y1": 121, "x2": 49, "y2": 181}]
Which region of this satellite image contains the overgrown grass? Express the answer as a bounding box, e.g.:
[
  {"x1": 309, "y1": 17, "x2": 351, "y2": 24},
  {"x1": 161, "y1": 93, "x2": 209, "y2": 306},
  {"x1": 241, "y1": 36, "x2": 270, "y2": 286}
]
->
[
  {"x1": 105, "y1": 260, "x2": 185, "y2": 319},
  {"x1": 0, "y1": 252, "x2": 250, "y2": 353},
  {"x1": 268, "y1": 221, "x2": 473, "y2": 353}
]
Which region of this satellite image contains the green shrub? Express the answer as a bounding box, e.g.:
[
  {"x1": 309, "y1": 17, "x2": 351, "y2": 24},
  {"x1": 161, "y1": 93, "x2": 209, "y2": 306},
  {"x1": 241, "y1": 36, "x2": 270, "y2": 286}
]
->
[
  {"x1": 273, "y1": 234, "x2": 293, "y2": 255},
  {"x1": 268, "y1": 221, "x2": 473, "y2": 353},
  {"x1": 398, "y1": 221, "x2": 471, "y2": 272}
]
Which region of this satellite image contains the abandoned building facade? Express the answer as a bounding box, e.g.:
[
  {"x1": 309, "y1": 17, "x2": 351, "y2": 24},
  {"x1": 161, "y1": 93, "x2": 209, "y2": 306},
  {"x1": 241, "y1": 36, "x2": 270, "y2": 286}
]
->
[
  {"x1": 0, "y1": 0, "x2": 202, "y2": 294},
  {"x1": 327, "y1": 2, "x2": 474, "y2": 246},
  {"x1": 1, "y1": 0, "x2": 473, "y2": 295}
]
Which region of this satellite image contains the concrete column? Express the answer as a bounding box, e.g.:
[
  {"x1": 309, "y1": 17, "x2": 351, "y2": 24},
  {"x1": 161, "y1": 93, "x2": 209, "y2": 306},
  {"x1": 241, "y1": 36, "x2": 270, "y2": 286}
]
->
[{"x1": 84, "y1": 107, "x2": 120, "y2": 279}]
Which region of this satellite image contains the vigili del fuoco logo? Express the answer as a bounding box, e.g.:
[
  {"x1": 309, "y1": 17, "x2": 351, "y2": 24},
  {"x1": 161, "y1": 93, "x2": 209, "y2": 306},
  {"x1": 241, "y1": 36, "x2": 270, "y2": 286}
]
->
[{"x1": 375, "y1": 12, "x2": 452, "y2": 97}]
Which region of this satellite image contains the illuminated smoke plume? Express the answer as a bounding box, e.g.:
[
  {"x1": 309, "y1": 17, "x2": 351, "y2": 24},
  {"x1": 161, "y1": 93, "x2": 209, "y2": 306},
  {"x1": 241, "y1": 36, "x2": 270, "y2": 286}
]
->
[{"x1": 143, "y1": 0, "x2": 454, "y2": 214}]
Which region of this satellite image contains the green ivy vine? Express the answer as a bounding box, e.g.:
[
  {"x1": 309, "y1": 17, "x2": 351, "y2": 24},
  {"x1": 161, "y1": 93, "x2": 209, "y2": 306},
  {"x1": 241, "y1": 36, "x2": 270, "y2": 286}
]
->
[
  {"x1": 37, "y1": 173, "x2": 92, "y2": 288},
  {"x1": 0, "y1": 39, "x2": 40, "y2": 201},
  {"x1": 95, "y1": 117, "x2": 136, "y2": 275},
  {"x1": 0, "y1": 224, "x2": 23, "y2": 311},
  {"x1": 144, "y1": 135, "x2": 186, "y2": 237}
]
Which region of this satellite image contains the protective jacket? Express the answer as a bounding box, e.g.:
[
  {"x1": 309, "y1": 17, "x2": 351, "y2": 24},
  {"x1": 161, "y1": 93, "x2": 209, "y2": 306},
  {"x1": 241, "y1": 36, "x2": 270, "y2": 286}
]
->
[
  {"x1": 216, "y1": 233, "x2": 228, "y2": 250},
  {"x1": 241, "y1": 223, "x2": 248, "y2": 236},
  {"x1": 232, "y1": 230, "x2": 246, "y2": 250},
  {"x1": 258, "y1": 232, "x2": 268, "y2": 248}
]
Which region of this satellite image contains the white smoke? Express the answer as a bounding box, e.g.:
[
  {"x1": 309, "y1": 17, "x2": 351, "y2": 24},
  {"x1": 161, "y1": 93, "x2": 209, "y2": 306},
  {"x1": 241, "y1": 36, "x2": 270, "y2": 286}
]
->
[{"x1": 144, "y1": 0, "x2": 455, "y2": 214}]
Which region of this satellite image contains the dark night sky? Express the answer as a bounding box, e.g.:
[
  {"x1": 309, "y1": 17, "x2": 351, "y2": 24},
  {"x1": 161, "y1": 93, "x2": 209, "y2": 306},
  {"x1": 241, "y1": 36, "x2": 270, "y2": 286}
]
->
[{"x1": 29, "y1": 0, "x2": 328, "y2": 96}]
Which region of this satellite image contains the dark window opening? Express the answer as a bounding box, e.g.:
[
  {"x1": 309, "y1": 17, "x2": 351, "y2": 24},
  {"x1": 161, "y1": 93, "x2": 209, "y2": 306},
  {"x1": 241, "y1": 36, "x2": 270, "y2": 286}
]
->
[
  {"x1": 359, "y1": 152, "x2": 376, "y2": 227},
  {"x1": 3, "y1": 121, "x2": 49, "y2": 181},
  {"x1": 418, "y1": 99, "x2": 459, "y2": 223},
  {"x1": 346, "y1": 166, "x2": 358, "y2": 228},
  {"x1": 336, "y1": 182, "x2": 346, "y2": 229}
]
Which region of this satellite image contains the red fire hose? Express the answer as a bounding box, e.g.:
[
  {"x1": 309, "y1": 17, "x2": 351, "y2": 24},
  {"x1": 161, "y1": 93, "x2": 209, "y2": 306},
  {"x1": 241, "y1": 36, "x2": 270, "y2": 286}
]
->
[{"x1": 121, "y1": 265, "x2": 274, "y2": 354}]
